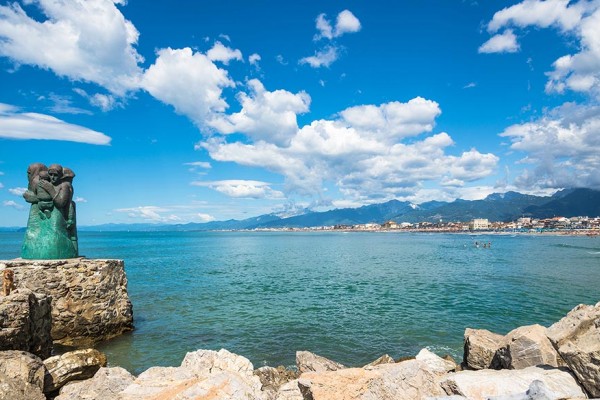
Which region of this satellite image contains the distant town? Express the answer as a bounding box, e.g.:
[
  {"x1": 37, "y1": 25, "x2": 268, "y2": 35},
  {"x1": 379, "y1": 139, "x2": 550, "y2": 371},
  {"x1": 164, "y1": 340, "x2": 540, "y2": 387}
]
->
[{"x1": 245, "y1": 216, "x2": 600, "y2": 235}]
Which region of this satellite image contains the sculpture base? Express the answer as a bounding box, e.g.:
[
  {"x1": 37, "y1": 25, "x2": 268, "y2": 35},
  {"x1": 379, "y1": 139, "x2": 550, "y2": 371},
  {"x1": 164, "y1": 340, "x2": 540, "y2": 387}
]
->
[{"x1": 0, "y1": 258, "x2": 133, "y2": 346}]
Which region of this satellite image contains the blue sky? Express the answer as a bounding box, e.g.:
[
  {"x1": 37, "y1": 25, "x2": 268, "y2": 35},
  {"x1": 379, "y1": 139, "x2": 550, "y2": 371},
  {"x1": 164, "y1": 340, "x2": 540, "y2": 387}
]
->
[{"x1": 1, "y1": 0, "x2": 599, "y2": 226}]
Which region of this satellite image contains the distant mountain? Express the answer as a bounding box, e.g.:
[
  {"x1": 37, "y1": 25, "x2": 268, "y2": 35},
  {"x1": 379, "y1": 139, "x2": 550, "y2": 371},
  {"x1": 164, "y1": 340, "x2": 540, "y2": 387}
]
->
[
  {"x1": 524, "y1": 188, "x2": 600, "y2": 218},
  {"x1": 14, "y1": 188, "x2": 600, "y2": 232}
]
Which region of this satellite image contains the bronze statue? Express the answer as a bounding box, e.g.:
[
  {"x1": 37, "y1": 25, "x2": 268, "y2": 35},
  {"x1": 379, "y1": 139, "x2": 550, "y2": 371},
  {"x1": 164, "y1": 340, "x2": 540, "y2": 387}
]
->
[{"x1": 21, "y1": 163, "x2": 79, "y2": 259}]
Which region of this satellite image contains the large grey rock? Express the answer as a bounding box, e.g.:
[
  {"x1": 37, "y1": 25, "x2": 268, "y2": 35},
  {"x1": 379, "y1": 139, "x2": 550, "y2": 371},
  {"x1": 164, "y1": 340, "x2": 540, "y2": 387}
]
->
[
  {"x1": 488, "y1": 379, "x2": 559, "y2": 400},
  {"x1": 55, "y1": 367, "x2": 135, "y2": 400},
  {"x1": 0, "y1": 351, "x2": 45, "y2": 391},
  {"x1": 0, "y1": 373, "x2": 46, "y2": 400},
  {"x1": 43, "y1": 348, "x2": 107, "y2": 393},
  {"x1": 439, "y1": 366, "x2": 586, "y2": 400},
  {"x1": 494, "y1": 324, "x2": 564, "y2": 370},
  {"x1": 546, "y1": 301, "x2": 600, "y2": 398},
  {"x1": 296, "y1": 350, "x2": 346, "y2": 374},
  {"x1": 119, "y1": 348, "x2": 266, "y2": 400},
  {"x1": 1, "y1": 258, "x2": 133, "y2": 346},
  {"x1": 0, "y1": 288, "x2": 52, "y2": 358},
  {"x1": 297, "y1": 353, "x2": 451, "y2": 400},
  {"x1": 255, "y1": 365, "x2": 299, "y2": 397},
  {"x1": 463, "y1": 328, "x2": 503, "y2": 370}
]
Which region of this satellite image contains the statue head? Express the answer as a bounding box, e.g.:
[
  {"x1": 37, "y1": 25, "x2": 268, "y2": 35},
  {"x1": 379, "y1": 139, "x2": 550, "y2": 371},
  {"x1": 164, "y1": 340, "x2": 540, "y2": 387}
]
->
[
  {"x1": 48, "y1": 164, "x2": 63, "y2": 184},
  {"x1": 62, "y1": 167, "x2": 75, "y2": 183}
]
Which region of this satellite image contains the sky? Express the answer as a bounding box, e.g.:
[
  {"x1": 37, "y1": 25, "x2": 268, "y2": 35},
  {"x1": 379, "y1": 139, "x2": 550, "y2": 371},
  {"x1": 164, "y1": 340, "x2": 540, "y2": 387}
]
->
[{"x1": 1, "y1": 0, "x2": 600, "y2": 226}]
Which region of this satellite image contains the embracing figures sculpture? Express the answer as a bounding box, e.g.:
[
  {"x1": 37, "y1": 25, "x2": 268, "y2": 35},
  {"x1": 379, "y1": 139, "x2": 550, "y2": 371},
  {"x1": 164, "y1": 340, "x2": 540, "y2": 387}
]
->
[{"x1": 21, "y1": 163, "x2": 78, "y2": 259}]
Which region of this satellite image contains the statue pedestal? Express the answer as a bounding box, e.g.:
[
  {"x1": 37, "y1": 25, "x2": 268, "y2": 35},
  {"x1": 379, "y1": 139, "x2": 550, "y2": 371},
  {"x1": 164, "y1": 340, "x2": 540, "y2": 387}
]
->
[{"x1": 0, "y1": 258, "x2": 133, "y2": 346}]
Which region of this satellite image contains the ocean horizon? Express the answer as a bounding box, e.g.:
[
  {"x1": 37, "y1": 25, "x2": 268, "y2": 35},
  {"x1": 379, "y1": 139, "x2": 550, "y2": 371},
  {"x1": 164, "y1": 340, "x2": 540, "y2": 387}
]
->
[{"x1": 1, "y1": 231, "x2": 599, "y2": 374}]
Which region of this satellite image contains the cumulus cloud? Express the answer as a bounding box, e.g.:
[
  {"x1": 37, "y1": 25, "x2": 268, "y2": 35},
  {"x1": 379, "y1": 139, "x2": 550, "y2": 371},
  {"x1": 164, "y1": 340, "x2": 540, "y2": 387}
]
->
[
  {"x1": 142, "y1": 47, "x2": 235, "y2": 129},
  {"x1": 314, "y1": 10, "x2": 361, "y2": 40},
  {"x1": 115, "y1": 206, "x2": 181, "y2": 222},
  {"x1": 9, "y1": 187, "x2": 27, "y2": 196},
  {"x1": 299, "y1": 46, "x2": 339, "y2": 68},
  {"x1": 478, "y1": 30, "x2": 519, "y2": 53},
  {"x1": 483, "y1": 0, "x2": 600, "y2": 98},
  {"x1": 198, "y1": 98, "x2": 498, "y2": 202},
  {"x1": 206, "y1": 41, "x2": 243, "y2": 65},
  {"x1": 249, "y1": 53, "x2": 261, "y2": 66},
  {"x1": 3, "y1": 200, "x2": 25, "y2": 210},
  {"x1": 0, "y1": 103, "x2": 111, "y2": 144},
  {"x1": 74, "y1": 196, "x2": 87, "y2": 203},
  {"x1": 196, "y1": 213, "x2": 215, "y2": 222},
  {"x1": 191, "y1": 179, "x2": 285, "y2": 199},
  {"x1": 0, "y1": 0, "x2": 143, "y2": 95},
  {"x1": 208, "y1": 79, "x2": 311, "y2": 146},
  {"x1": 184, "y1": 161, "x2": 212, "y2": 169},
  {"x1": 500, "y1": 103, "x2": 600, "y2": 190}
]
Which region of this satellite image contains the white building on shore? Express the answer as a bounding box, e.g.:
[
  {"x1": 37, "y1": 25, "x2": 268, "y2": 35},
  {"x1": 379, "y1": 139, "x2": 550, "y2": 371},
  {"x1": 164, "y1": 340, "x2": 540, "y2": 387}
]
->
[{"x1": 469, "y1": 218, "x2": 490, "y2": 231}]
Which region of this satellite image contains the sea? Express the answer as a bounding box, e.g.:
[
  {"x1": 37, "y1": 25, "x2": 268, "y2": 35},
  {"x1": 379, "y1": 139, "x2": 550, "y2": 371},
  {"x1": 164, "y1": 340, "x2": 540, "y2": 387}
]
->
[{"x1": 1, "y1": 230, "x2": 599, "y2": 374}]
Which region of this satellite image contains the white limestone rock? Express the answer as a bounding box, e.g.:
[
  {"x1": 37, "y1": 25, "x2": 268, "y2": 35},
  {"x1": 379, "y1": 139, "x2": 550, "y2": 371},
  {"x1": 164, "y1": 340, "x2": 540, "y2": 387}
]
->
[
  {"x1": 296, "y1": 350, "x2": 346, "y2": 374},
  {"x1": 463, "y1": 328, "x2": 504, "y2": 370}
]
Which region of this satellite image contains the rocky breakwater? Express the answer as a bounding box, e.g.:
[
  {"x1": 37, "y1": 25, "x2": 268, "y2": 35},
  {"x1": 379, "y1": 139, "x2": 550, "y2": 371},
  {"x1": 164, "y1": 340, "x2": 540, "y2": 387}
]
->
[{"x1": 1, "y1": 258, "x2": 133, "y2": 346}]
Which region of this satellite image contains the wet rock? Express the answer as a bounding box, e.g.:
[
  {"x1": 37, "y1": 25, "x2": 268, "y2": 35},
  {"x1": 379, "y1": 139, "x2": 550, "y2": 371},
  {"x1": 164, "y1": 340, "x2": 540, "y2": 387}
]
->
[
  {"x1": 363, "y1": 354, "x2": 395, "y2": 367},
  {"x1": 463, "y1": 328, "x2": 503, "y2": 370},
  {"x1": 0, "y1": 288, "x2": 52, "y2": 358},
  {"x1": 439, "y1": 366, "x2": 586, "y2": 400},
  {"x1": 546, "y1": 301, "x2": 600, "y2": 398},
  {"x1": 54, "y1": 367, "x2": 135, "y2": 400},
  {"x1": 43, "y1": 348, "x2": 107, "y2": 393},
  {"x1": 1, "y1": 258, "x2": 133, "y2": 346},
  {"x1": 493, "y1": 324, "x2": 563, "y2": 370},
  {"x1": 296, "y1": 350, "x2": 346, "y2": 374},
  {"x1": 255, "y1": 365, "x2": 299, "y2": 395}
]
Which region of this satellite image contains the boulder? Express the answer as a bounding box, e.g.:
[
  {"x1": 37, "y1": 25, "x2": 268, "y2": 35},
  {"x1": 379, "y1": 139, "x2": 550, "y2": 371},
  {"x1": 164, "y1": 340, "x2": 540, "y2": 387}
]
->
[
  {"x1": 0, "y1": 289, "x2": 52, "y2": 359},
  {"x1": 254, "y1": 365, "x2": 299, "y2": 394},
  {"x1": 439, "y1": 366, "x2": 586, "y2": 400},
  {"x1": 463, "y1": 328, "x2": 503, "y2": 370},
  {"x1": 1, "y1": 258, "x2": 133, "y2": 346},
  {"x1": 297, "y1": 354, "x2": 451, "y2": 400},
  {"x1": 493, "y1": 324, "x2": 564, "y2": 370},
  {"x1": 0, "y1": 350, "x2": 45, "y2": 391},
  {"x1": 0, "y1": 373, "x2": 46, "y2": 400},
  {"x1": 54, "y1": 367, "x2": 135, "y2": 400},
  {"x1": 296, "y1": 350, "x2": 346, "y2": 374},
  {"x1": 119, "y1": 348, "x2": 265, "y2": 400},
  {"x1": 363, "y1": 354, "x2": 395, "y2": 367},
  {"x1": 274, "y1": 379, "x2": 304, "y2": 400},
  {"x1": 43, "y1": 348, "x2": 107, "y2": 393},
  {"x1": 488, "y1": 379, "x2": 559, "y2": 400},
  {"x1": 415, "y1": 348, "x2": 457, "y2": 374},
  {"x1": 546, "y1": 301, "x2": 600, "y2": 398}
]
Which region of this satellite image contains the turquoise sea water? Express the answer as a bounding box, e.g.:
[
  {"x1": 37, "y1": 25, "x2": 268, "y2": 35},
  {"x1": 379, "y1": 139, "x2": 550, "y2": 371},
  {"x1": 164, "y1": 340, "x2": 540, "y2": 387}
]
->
[{"x1": 1, "y1": 231, "x2": 599, "y2": 374}]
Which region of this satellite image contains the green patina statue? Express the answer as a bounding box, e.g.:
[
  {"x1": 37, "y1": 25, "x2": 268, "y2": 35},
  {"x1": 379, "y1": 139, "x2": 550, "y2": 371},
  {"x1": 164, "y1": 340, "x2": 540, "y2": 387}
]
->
[{"x1": 21, "y1": 163, "x2": 78, "y2": 259}]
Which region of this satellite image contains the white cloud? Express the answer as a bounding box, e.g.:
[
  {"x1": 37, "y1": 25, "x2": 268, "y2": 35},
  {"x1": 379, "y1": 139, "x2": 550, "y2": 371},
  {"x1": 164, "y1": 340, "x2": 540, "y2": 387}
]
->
[
  {"x1": 208, "y1": 79, "x2": 310, "y2": 146},
  {"x1": 249, "y1": 53, "x2": 261, "y2": 66},
  {"x1": 196, "y1": 213, "x2": 215, "y2": 222},
  {"x1": 500, "y1": 103, "x2": 600, "y2": 190},
  {"x1": 9, "y1": 187, "x2": 27, "y2": 196},
  {"x1": 3, "y1": 200, "x2": 25, "y2": 210},
  {"x1": 463, "y1": 82, "x2": 477, "y2": 89},
  {"x1": 184, "y1": 161, "x2": 212, "y2": 169},
  {"x1": 74, "y1": 196, "x2": 87, "y2": 203},
  {"x1": 47, "y1": 93, "x2": 92, "y2": 115},
  {"x1": 191, "y1": 179, "x2": 285, "y2": 199},
  {"x1": 335, "y1": 10, "x2": 361, "y2": 36},
  {"x1": 115, "y1": 206, "x2": 181, "y2": 223},
  {"x1": 314, "y1": 10, "x2": 361, "y2": 40},
  {"x1": 0, "y1": 0, "x2": 143, "y2": 95},
  {"x1": 299, "y1": 46, "x2": 339, "y2": 68},
  {"x1": 206, "y1": 41, "x2": 243, "y2": 65},
  {"x1": 198, "y1": 98, "x2": 499, "y2": 202},
  {"x1": 0, "y1": 103, "x2": 111, "y2": 144},
  {"x1": 142, "y1": 47, "x2": 235, "y2": 129},
  {"x1": 484, "y1": 0, "x2": 600, "y2": 98},
  {"x1": 478, "y1": 30, "x2": 520, "y2": 53}
]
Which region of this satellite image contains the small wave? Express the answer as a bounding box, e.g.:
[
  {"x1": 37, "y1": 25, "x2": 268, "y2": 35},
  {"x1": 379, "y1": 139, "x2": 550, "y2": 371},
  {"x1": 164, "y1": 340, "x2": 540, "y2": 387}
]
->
[{"x1": 587, "y1": 251, "x2": 600, "y2": 255}]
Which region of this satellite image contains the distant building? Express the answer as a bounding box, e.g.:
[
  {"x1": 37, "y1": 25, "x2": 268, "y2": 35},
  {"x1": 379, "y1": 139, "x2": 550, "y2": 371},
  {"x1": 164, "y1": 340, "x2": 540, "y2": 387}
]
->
[
  {"x1": 469, "y1": 218, "x2": 489, "y2": 231},
  {"x1": 382, "y1": 220, "x2": 399, "y2": 229}
]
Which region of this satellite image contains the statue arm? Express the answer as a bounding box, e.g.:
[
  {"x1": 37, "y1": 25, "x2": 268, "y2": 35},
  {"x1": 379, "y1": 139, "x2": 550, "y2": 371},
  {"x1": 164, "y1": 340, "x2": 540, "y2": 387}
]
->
[
  {"x1": 52, "y1": 184, "x2": 73, "y2": 208},
  {"x1": 23, "y1": 190, "x2": 38, "y2": 204}
]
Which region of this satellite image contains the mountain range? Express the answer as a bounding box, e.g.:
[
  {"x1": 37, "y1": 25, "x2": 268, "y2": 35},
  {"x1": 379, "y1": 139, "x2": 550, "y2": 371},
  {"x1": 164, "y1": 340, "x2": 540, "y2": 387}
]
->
[{"x1": 67, "y1": 187, "x2": 600, "y2": 231}]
